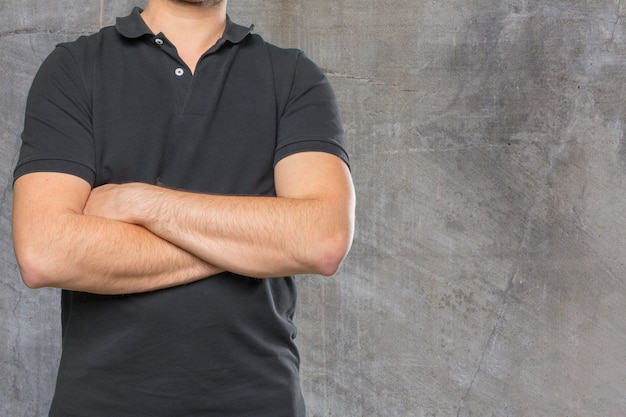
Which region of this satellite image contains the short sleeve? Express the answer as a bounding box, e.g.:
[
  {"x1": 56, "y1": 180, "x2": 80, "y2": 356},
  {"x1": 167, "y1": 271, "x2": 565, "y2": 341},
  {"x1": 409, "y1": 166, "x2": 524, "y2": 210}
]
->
[
  {"x1": 273, "y1": 51, "x2": 349, "y2": 168},
  {"x1": 14, "y1": 44, "x2": 96, "y2": 185}
]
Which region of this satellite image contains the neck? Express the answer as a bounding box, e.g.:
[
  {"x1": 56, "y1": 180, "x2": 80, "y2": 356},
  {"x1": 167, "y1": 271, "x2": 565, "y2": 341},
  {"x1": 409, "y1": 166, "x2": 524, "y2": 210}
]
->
[{"x1": 142, "y1": 0, "x2": 227, "y2": 72}]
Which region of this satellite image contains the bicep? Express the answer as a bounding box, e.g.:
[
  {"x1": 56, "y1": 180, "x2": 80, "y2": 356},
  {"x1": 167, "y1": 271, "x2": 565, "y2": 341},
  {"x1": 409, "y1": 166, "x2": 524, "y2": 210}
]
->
[
  {"x1": 274, "y1": 152, "x2": 355, "y2": 275},
  {"x1": 274, "y1": 151, "x2": 355, "y2": 206},
  {"x1": 12, "y1": 172, "x2": 93, "y2": 286},
  {"x1": 13, "y1": 172, "x2": 92, "y2": 241}
]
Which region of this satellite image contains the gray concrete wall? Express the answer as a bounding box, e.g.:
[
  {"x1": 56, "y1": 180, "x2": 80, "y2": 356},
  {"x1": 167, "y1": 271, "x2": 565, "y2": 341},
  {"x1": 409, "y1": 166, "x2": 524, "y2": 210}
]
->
[{"x1": 2, "y1": 1, "x2": 626, "y2": 416}]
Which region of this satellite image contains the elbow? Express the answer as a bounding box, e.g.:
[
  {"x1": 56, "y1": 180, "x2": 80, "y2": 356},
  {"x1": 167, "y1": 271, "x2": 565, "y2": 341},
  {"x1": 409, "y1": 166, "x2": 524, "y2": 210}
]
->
[
  {"x1": 14, "y1": 247, "x2": 56, "y2": 290},
  {"x1": 20, "y1": 271, "x2": 47, "y2": 290},
  {"x1": 17, "y1": 260, "x2": 48, "y2": 290},
  {"x1": 308, "y1": 228, "x2": 354, "y2": 277}
]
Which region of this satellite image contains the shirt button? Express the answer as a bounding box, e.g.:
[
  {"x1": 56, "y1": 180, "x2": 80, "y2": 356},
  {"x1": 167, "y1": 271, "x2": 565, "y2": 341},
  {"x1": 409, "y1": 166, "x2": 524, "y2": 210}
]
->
[
  {"x1": 175, "y1": 68, "x2": 184, "y2": 76},
  {"x1": 154, "y1": 38, "x2": 164, "y2": 45}
]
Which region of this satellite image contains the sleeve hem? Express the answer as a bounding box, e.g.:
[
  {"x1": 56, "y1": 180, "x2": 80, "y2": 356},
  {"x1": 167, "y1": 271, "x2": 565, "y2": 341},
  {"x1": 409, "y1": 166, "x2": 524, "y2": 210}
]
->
[
  {"x1": 274, "y1": 139, "x2": 350, "y2": 169},
  {"x1": 13, "y1": 159, "x2": 96, "y2": 187}
]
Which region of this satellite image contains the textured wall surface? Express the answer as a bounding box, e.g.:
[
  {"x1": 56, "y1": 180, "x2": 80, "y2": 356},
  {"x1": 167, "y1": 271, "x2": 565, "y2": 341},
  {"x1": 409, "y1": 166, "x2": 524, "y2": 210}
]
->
[{"x1": 2, "y1": 1, "x2": 626, "y2": 416}]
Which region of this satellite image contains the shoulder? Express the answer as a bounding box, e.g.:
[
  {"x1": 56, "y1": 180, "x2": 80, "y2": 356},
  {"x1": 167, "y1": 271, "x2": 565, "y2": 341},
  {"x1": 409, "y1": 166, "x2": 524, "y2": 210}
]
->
[
  {"x1": 54, "y1": 25, "x2": 121, "y2": 60},
  {"x1": 243, "y1": 35, "x2": 327, "y2": 87},
  {"x1": 239, "y1": 33, "x2": 307, "y2": 68},
  {"x1": 29, "y1": 25, "x2": 111, "y2": 87},
  {"x1": 31, "y1": 26, "x2": 118, "y2": 85}
]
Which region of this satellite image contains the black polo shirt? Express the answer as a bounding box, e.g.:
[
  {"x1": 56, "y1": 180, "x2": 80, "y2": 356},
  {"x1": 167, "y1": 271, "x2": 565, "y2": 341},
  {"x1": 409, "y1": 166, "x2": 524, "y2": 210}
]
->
[{"x1": 15, "y1": 7, "x2": 347, "y2": 417}]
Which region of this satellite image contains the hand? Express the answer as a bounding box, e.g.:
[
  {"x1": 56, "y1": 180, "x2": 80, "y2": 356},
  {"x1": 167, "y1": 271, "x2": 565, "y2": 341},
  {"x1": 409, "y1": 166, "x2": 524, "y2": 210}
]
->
[{"x1": 83, "y1": 183, "x2": 149, "y2": 224}]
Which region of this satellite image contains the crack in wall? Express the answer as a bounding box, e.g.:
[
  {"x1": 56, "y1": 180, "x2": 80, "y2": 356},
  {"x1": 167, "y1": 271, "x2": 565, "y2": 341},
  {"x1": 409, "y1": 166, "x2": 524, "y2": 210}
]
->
[
  {"x1": 0, "y1": 148, "x2": 19, "y2": 216},
  {"x1": 321, "y1": 68, "x2": 419, "y2": 92},
  {"x1": 0, "y1": 27, "x2": 95, "y2": 39},
  {"x1": 99, "y1": 0, "x2": 105, "y2": 28},
  {"x1": 456, "y1": 211, "x2": 534, "y2": 416},
  {"x1": 607, "y1": 0, "x2": 623, "y2": 47},
  {"x1": 456, "y1": 268, "x2": 516, "y2": 417}
]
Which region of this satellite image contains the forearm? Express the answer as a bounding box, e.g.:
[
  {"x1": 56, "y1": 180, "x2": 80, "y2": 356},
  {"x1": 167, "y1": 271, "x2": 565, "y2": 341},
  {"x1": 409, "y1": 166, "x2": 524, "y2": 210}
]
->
[
  {"x1": 15, "y1": 210, "x2": 221, "y2": 295},
  {"x1": 136, "y1": 189, "x2": 341, "y2": 278},
  {"x1": 83, "y1": 153, "x2": 355, "y2": 279}
]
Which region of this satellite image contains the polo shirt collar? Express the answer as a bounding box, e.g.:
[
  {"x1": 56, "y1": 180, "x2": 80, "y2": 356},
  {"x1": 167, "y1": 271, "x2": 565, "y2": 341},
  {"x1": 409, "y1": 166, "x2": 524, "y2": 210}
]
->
[{"x1": 116, "y1": 6, "x2": 252, "y2": 44}]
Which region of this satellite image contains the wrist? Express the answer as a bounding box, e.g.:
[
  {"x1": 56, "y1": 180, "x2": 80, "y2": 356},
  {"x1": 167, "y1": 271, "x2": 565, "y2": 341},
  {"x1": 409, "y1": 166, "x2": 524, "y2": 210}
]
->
[{"x1": 126, "y1": 183, "x2": 167, "y2": 228}]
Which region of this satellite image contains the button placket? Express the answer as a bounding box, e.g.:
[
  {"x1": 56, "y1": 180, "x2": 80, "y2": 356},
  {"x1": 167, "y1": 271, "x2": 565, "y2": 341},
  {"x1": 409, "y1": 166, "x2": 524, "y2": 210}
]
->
[{"x1": 151, "y1": 34, "x2": 195, "y2": 112}]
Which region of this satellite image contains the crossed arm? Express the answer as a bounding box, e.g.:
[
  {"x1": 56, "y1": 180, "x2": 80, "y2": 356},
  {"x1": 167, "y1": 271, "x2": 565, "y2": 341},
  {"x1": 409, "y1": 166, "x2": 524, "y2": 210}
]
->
[{"x1": 12, "y1": 151, "x2": 355, "y2": 295}]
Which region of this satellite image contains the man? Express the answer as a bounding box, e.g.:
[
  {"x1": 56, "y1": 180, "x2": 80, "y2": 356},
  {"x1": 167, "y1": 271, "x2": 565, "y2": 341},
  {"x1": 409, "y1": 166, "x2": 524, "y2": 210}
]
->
[{"x1": 12, "y1": 0, "x2": 355, "y2": 416}]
